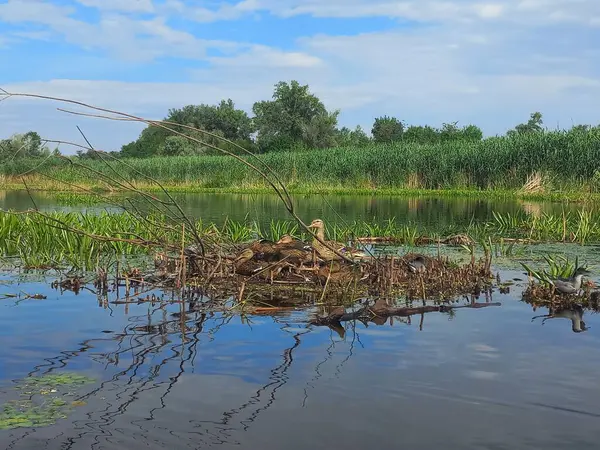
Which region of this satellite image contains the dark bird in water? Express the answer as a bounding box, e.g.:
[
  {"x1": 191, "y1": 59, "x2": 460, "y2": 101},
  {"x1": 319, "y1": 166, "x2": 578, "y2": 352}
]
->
[
  {"x1": 407, "y1": 255, "x2": 427, "y2": 274},
  {"x1": 552, "y1": 267, "x2": 591, "y2": 295}
]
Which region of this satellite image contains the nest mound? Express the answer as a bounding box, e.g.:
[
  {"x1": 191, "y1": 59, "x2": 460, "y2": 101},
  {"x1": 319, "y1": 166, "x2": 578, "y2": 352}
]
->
[
  {"x1": 140, "y1": 242, "x2": 495, "y2": 305},
  {"x1": 522, "y1": 280, "x2": 600, "y2": 309}
]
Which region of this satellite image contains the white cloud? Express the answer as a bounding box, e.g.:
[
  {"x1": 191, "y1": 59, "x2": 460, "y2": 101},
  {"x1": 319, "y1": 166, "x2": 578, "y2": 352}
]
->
[
  {"x1": 1, "y1": 0, "x2": 599, "y2": 152},
  {"x1": 208, "y1": 45, "x2": 323, "y2": 69},
  {"x1": 75, "y1": 0, "x2": 155, "y2": 13},
  {"x1": 0, "y1": 0, "x2": 243, "y2": 61},
  {"x1": 180, "y1": 0, "x2": 600, "y2": 26},
  {"x1": 475, "y1": 3, "x2": 504, "y2": 18}
]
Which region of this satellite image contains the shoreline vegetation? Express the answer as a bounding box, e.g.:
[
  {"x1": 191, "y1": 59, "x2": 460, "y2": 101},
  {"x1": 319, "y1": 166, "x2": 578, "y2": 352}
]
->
[
  {"x1": 3, "y1": 127, "x2": 600, "y2": 203},
  {"x1": 2, "y1": 177, "x2": 599, "y2": 203},
  {"x1": 2, "y1": 209, "x2": 600, "y2": 271},
  {"x1": 2, "y1": 82, "x2": 600, "y2": 202}
]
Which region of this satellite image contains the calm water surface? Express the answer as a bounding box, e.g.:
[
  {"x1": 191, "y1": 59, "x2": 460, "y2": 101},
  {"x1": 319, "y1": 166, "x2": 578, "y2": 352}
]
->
[
  {"x1": 2, "y1": 192, "x2": 600, "y2": 448},
  {"x1": 0, "y1": 190, "x2": 592, "y2": 229},
  {"x1": 2, "y1": 259, "x2": 600, "y2": 449}
]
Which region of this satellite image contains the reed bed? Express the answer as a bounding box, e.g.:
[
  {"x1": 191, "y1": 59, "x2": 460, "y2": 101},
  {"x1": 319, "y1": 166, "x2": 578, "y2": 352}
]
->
[
  {"x1": 3, "y1": 130, "x2": 600, "y2": 192},
  {"x1": 0, "y1": 211, "x2": 172, "y2": 270},
  {"x1": 2, "y1": 208, "x2": 600, "y2": 271}
]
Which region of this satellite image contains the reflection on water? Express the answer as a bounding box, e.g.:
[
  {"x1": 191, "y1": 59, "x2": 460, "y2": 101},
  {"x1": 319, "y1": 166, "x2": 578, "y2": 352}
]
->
[
  {"x1": 0, "y1": 190, "x2": 593, "y2": 229},
  {"x1": 2, "y1": 267, "x2": 600, "y2": 449},
  {"x1": 532, "y1": 304, "x2": 589, "y2": 333}
]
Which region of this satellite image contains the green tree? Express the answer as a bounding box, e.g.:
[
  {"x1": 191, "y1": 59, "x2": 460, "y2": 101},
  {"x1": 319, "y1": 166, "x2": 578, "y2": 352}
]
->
[
  {"x1": 121, "y1": 99, "x2": 254, "y2": 157},
  {"x1": 403, "y1": 125, "x2": 439, "y2": 144},
  {"x1": 0, "y1": 131, "x2": 49, "y2": 160},
  {"x1": 439, "y1": 122, "x2": 483, "y2": 142},
  {"x1": 461, "y1": 124, "x2": 483, "y2": 141},
  {"x1": 371, "y1": 116, "x2": 404, "y2": 143},
  {"x1": 252, "y1": 80, "x2": 338, "y2": 151},
  {"x1": 167, "y1": 99, "x2": 254, "y2": 142},
  {"x1": 159, "y1": 135, "x2": 195, "y2": 156},
  {"x1": 336, "y1": 125, "x2": 371, "y2": 147},
  {"x1": 439, "y1": 121, "x2": 460, "y2": 141},
  {"x1": 302, "y1": 111, "x2": 340, "y2": 149},
  {"x1": 508, "y1": 111, "x2": 544, "y2": 136}
]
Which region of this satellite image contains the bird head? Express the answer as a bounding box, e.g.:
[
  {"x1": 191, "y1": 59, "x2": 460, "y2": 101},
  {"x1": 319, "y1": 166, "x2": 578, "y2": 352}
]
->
[
  {"x1": 277, "y1": 234, "x2": 294, "y2": 244},
  {"x1": 234, "y1": 248, "x2": 255, "y2": 262},
  {"x1": 309, "y1": 219, "x2": 324, "y2": 229}
]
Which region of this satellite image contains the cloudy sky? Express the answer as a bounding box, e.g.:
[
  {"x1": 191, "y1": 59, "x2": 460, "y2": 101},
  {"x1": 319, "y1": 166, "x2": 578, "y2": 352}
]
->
[{"x1": 1, "y1": 0, "x2": 600, "y2": 152}]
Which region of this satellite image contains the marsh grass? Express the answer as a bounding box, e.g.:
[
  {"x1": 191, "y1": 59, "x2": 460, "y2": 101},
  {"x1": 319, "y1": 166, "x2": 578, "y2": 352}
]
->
[
  {"x1": 0, "y1": 211, "x2": 176, "y2": 270},
  {"x1": 2, "y1": 208, "x2": 600, "y2": 272},
  {"x1": 520, "y1": 255, "x2": 588, "y2": 287},
  {"x1": 491, "y1": 210, "x2": 600, "y2": 244}
]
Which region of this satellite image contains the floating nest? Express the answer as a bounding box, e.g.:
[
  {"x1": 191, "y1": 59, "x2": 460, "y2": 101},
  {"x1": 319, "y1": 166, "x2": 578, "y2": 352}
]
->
[
  {"x1": 522, "y1": 279, "x2": 600, "y2": 310},
  {"x1": 119, "y1": 240, "x2": 496, "y2": 307}
]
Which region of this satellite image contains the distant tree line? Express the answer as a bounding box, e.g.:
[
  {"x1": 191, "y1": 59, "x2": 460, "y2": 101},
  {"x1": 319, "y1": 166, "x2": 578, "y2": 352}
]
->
[
  {"x1": 0, "y1": 131, "x2": 57, "y2": 161},
  {"x1": 118, "y1": 80, "x2": 491, "y2": 158},
  {"x1": 2, "y1": 80, "x2": 599, "y2": 162}
]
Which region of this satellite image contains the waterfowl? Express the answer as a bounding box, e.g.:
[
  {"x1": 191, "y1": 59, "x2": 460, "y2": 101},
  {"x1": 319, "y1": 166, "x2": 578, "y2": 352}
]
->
[
  {"x1": 275, "y1": 235, "x2": 313, "y2": 266},
  {"x1": 317, "y1": 260, "x2": 360, "y2": 284},
  {"x1": 249, "y1": 239, "x2": 280, "y2": 261},
  {"x1": 407, "y1": 255, "x2": 427, "y2": 274},
  {"x1": 276, "y1": 234, "x2": 312, "y2": 251},
  {"x1": 233, "y1": 248, "x2": 264, "y2": 276},
  {"x1": 308, "y1": 218, "x2": 366, "y2": 261},
  {"x1": 552, "y1": 267, "x2": 590, "y2": 295}
]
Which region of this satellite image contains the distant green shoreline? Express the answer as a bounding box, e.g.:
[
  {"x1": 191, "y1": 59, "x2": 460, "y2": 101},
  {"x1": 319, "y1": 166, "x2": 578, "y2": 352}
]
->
[
  {"x1": 2, "y1": 130, "x2": 600, "y2": 203},
  {"x1": 1, "y1": 180, "x2": 597, "y2": 203}
]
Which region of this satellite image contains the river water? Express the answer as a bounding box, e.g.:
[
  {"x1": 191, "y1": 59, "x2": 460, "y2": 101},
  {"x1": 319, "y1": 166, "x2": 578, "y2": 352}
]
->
[
  {"x1": 1, "y1": 192, "x2": 600, "y2": 449},
  {"x1": 0, "y1": 190, "x2": 591, "y2": 228},
  {"x1": 1, "y1": 264, "x2": 600, "y2": 449}
]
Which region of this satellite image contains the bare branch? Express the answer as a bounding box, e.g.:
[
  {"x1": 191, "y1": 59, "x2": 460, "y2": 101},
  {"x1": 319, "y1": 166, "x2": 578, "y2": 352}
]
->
[{"x1": 3, "y1": 90, "x2": 359, "y2": 264}]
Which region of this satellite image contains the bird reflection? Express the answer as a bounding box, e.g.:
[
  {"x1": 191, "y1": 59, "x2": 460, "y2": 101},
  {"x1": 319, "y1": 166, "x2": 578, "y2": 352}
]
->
[{"x1": 532, "y1": 304, "x2": 589, "y2": 333}]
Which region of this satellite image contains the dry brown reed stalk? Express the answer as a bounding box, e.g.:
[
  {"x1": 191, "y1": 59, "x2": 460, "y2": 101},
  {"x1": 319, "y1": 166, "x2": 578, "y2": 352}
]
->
[
  {"x1": 1, "y1": 89, "x2": 358, "y2": 265},
  {"x1": 519, "y1": 171, "x2": 546, "y2": 194}
]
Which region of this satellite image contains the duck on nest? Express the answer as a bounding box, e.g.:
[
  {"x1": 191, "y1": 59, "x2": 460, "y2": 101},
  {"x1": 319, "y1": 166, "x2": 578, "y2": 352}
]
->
[
  {"x1": 308, "y1": 218, "x2": 367, "y2": 262},
  {"x1": 274, "y1": 234, "x2": 313, "y2": 267},
  {"x1": 233, "y1": 248, "x2": 265, "y2": 276},
  {"x1": 234, "y1": 247, "x2": 291, "y2": 282}
]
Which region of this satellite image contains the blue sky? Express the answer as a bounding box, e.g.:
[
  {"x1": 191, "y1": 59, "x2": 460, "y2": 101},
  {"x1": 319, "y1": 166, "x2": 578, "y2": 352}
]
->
[{"x1": 1, "y1": 0, "x2": 600, "y2": 152}]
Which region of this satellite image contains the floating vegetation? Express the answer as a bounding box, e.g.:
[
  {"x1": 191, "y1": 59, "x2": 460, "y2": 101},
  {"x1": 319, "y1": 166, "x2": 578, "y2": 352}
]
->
[
  {"x1": 491, "y1": 210, "x2": 600, "y2": 244},
  {"x1": 520, "y1": 255, "x2": 588, "y2": 286},
  {"x1": 521, "y1": 255, "x2": 597, "y2": 306},
  {"x1": 0, "y1": 210, "x2": 179, "y2": 270},
  {"x1": 53, "y1": 192, "x2": 110, "y2": 206},
  {"x1": 0, "y1": 372, "x2": 95, "y2": 430}
]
